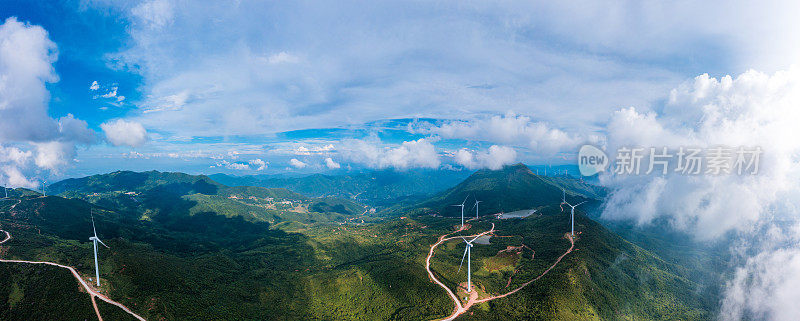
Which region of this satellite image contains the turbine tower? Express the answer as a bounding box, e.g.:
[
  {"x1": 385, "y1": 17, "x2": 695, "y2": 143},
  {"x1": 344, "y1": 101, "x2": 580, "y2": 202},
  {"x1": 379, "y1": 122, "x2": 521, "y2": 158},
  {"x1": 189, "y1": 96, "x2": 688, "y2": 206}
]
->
[
  {"x1": 42, "y1": 180, "x2": 46, "y2": 196},
  {"x1": 89, "y1": 209, "x2": 109, "y2": 287},
  {"x1": 560, "y1": 190, "x2": 586, "y2": 237},
  {"x1": 450, "y1": 196, "x2": 469, "y2": 228},
  {"x1": 458, "y1": 235, "x2": 481, "y2": 292},
  {"x1": 471, "y1": 199, "x2": 482, "y2": 219}
]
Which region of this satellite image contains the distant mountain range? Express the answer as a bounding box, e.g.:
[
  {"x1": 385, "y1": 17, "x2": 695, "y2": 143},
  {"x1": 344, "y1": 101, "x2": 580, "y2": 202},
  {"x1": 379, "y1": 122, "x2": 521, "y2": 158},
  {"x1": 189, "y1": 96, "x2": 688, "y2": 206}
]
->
[
  {"x1": 209, "y1": 169, "x2": 472, "y2": 206},
  {"x1": 48, "y1": 170, "x2": 368, "y2": 228}
]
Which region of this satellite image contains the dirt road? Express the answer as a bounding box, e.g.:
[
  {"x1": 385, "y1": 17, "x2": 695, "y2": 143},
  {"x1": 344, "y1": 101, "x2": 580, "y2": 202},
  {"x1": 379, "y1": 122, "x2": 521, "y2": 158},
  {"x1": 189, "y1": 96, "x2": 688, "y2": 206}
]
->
[
  {"x1": 0, "y1": 229, "x2": 146, "y2": 321},
  {"x1": 426, "y1": 224, "x2": 574, "y2": 321}
]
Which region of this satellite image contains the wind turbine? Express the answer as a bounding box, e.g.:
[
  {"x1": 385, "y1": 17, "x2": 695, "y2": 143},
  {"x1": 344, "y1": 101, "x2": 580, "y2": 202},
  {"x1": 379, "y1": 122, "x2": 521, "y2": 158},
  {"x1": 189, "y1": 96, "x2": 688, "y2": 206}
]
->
[
  {"x1": 450, "y1": 196, "x2": 469, "y2": 228},
  {"x1": 471, "y1": 198, "x2": 482, "y2": 219},
  {"x1": 41, "y1": 180, "x2": 46, "y2": 196},
  {"x1": 458, "y1": 235, "x2": 481, "y2": 292},
  {"x1": 560, "y1": 189, "x2": 586, "y2": 237},
  {"x1": 89, "y1": 209, "x2": 109, "y2": 287}
]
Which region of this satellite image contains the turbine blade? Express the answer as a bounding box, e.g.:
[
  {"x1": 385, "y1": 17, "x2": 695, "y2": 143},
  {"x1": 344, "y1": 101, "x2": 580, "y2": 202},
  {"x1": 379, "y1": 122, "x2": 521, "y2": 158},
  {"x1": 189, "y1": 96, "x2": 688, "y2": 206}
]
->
[
  {"x1": 469, "y1": 234, "x2": 481, "y2": 243},
  {"x1": 97, "y1": 238, "x2": 109, "y2": 248},
  {"x1": 576, "y1": 201, "x2": 587, "y2": 207},
  {"x1": 457, "y1": 246, "x2": 468, "y2": 273},
  {"x1": 91, "y1": 210, "x2": 97, "y2": 237},
  {"x1": 462, "y1": 195, "x2": 469, "y2": 206}
]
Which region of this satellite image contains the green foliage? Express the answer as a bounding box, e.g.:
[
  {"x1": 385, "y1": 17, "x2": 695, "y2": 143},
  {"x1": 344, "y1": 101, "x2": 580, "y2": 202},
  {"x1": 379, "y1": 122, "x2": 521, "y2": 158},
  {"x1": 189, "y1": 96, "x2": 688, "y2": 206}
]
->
[{"x1": 1, "y1": 167, "x2": 718, "y2": 320}]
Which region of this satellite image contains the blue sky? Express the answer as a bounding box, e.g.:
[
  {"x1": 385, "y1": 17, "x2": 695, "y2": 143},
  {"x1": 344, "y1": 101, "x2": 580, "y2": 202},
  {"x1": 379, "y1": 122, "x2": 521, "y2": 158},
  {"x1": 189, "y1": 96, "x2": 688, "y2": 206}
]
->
[
  {"x1": 6, "y1": 2, "x2": 800, "y2": 316},
  {"x1": 1, "y1": 0, "x2": 799, "y2": 182}
]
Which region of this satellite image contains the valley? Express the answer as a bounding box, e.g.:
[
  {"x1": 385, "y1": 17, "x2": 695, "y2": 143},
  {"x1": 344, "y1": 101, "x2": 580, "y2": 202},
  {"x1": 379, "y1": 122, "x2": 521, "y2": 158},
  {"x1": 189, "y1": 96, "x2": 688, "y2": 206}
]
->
[{"x1": 0, "y1": 165, "x2": 718, "y2": 320}]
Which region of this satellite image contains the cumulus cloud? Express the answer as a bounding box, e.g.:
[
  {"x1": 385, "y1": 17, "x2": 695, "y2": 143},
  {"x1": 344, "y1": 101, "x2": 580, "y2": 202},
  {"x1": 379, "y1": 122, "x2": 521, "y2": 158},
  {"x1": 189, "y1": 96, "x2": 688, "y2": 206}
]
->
[
  {"x1": 454, "y1": 145, "x2": 517, "y2": 170},
  {"x1": 249, "y1": 158, "x2": 268, "y2": 171},
  {"x1": 294, "y1": 144, "x2": 335, "y2": 155},
  {"x1": 340, "y1": 138, "x2": 440, "y2": 170},
  {"x1": 0, "y1": 146, "x2": 32, "y2": 166},
  {"x1": 90, "y1": 80, "x2": 99, "y2": 90},
  {"x1": 101, "y1": 119, "x2": 148, "y2": 147},
  {"x1": 597, "y1": 68, "x2": 800, "y2": 320},
  {"x1": 1, "y1": 166, "x2": 38, "y2": 189},
  {"x1": 413, "y1": 113, "x2": 585, "y2": 155},
  {"x1": 33, "y1": 141, "x2": 75, "y2": 172},
  {"x1": 101, "y1": 86, "x2": 118, "y2": 98},
  {"x1": 289, "y1": 158, "x2": 307, "y2": 169},
  {"x1": 601, "y1": 69, "x2": 800, "y2": 239},
  {"x1": 0, "y1": 17, "x2": 94, "y2": 183},
  {"x1": 324, "y1": 157, "x2": 341, "y2": 169}
]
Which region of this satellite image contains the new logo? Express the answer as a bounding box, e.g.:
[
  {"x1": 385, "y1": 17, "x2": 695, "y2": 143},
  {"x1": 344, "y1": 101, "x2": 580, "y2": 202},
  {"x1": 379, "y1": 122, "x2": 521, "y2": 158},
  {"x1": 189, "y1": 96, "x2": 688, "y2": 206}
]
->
[{"x1": 578, "y1": 145, "x2": 608, "y2": 176}]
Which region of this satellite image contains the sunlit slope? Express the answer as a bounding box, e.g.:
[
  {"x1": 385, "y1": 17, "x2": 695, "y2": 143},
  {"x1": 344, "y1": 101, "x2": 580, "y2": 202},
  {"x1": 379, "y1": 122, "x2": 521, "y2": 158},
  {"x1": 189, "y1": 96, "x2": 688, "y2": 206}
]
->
[
  {"x1": 47, "y1": 170, "x2": 370, "y2": 227},
  {"x1": 448, "y1": 208, "x2": 714, "y2": 320}
]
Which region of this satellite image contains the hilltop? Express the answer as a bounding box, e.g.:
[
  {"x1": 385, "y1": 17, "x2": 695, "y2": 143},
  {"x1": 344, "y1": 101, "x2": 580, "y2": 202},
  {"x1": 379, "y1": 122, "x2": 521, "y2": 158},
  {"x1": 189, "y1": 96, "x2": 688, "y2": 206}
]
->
[
  {"x1": 47, "y1": 170, "x2": 370, "y2": 229},
  {"x1": 404, "y1": 163, "x2": 604, "y2": 217},
  {"x1": 1, "y1": 168, "x2": 714, "y2": 320}
]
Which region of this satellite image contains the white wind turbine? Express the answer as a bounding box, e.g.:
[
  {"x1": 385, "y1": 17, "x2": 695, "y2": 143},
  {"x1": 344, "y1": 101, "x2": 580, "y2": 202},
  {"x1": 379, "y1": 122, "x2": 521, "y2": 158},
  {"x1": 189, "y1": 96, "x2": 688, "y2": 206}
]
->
[
  {"x1": 471, "y1": 198, "x2": 482, "y2": 219},
  {"x1": 451, "y1": 196, "x2": 469, "y2": 228},
  {"x1": 560, "y1": 190, "x2": 586, "y2": 237},
  {"x1": 458, "y1": 235, "x2": 481, "y2": 292},
  {"x1": 89, "y1": 209, "x2": 109, "y2": 287}
]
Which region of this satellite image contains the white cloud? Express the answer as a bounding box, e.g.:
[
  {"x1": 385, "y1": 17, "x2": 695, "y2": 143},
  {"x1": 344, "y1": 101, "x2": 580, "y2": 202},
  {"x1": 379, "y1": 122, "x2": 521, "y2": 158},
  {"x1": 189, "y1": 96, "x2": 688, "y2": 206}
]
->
[
  {"x1": 289, "y1": 158, "x2": 307, "y2": 169},
  {"x1": 413, "y1": 113, "x2": 584, "y2": 155},
  {"x1": 340, "y1": 137, "x2": 440, "y2": 170},
  {"x1": 101, "y1": 86, "x2": 118, "y2": 98},
  {"x1": 294, "y1": 144, "x2": 335, "y2": 155},
  {"x1": 0, "y1": 146, "x2": 32, "y2": 166},
  {"x1": 324, "y1": 157, "x2": 341, "y2": 169},
  {"x1": 454, "y1": 145, "x2": 517, "y2": 170},
  {"x1": 601, "y1": 68, "x2": 800, "y2": 239},
  {"x1": 1, "y1": 166, "x2": 38, "y2": 189},
  {"x1": 101, "y1": 119, "x2": 148, "y2": 147},
  {"x1": 0, "y1": 17, "x2": 93, "y2": 182},
  {"x1": 249, "y1": 158, "x2": 268, "y2": 171},
  {"x1": 227, "y1": 162, "x2": 249, "y2": 170},
  {"x1": 595, "y1": 68, "x2": 800, "y2": 320},
  {"x1": 90, "y1": 80, "x2": 99, "y2": 90},
  {"x1": 721, "y1": 247, "x2": 800, "y2": 321},
  {"x1": 33, "y1": 141, "x2": 75, "y2": 172}
]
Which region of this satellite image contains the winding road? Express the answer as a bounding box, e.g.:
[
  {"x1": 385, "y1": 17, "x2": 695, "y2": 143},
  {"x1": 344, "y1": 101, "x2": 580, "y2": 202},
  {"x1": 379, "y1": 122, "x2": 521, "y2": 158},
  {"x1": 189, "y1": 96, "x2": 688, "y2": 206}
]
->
[
  {"x1": 425, "y1": 223, "x2": 575, "y2": 321},
  {"x1": 0, "y1": 229, "x2": 146, "y2": 321}
]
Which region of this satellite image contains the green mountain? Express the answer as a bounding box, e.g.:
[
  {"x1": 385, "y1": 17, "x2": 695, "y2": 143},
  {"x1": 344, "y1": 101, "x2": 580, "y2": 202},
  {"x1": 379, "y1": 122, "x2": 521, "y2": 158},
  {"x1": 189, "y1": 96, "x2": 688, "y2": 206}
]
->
[
  {"x1": 1, "y1": 168, "x2": 714, "y2": 320},
  {"x1": 47, "y1": 170, "x2": 370, "y2": 228},
  {"x1": 405, "y1": 163, "x2": 604, "y2": 217},
  {"x1": 49, "y1": 170, "x2": 225, "y2": 196}
]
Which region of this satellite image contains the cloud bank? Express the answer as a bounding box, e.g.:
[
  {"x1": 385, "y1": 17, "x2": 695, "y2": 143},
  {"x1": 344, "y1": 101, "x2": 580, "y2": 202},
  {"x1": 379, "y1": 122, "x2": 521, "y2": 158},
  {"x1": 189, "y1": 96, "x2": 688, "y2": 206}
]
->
[
  {"x1": 597, "y1": 68, "x2": 800, "y2": 320},
  {"x1": 0, "y1": 17, "x2": 95, "y2": 184}
]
